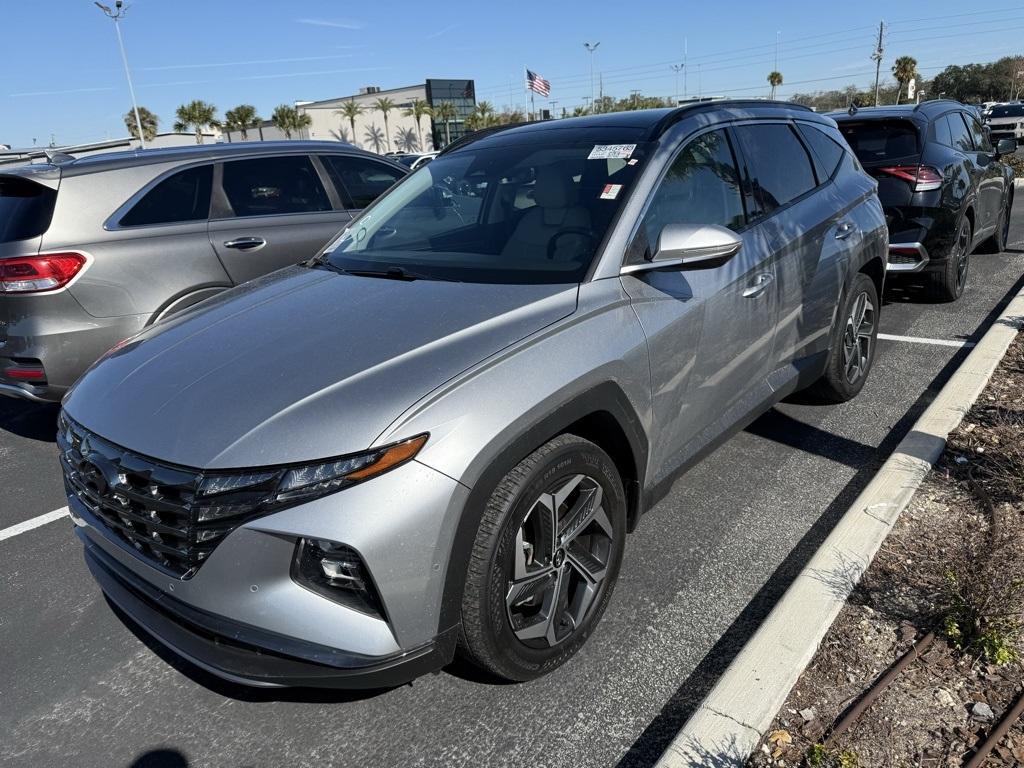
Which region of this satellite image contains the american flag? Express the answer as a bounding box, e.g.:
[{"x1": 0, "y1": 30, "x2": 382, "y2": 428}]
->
[{"x1": 526, "y1": 69, "x2": 551, "y2": 97}]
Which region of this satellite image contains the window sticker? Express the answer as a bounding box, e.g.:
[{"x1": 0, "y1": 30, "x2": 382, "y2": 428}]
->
[
  {"x1": 600, "y1": 184, "x2": 623, "y2": 200},
  {"x1": 588, "y1": 144, "x2": 636, "y2": 160}
]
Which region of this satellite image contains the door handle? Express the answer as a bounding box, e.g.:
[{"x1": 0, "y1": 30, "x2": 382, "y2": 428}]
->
[
  {"x1": 835, "y1": 222, "x2": 856, "y2": 240},
  {"x1": 742, "y1": 272, "x2": 774, "y2": 298},
  {"x1": 223, "y1": 236, "x2": 266, "y2": 250}
]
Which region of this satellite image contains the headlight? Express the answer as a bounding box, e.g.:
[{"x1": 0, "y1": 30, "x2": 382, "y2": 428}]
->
[{"x1": 194, "y1": 434, "x2": 428, "y2": 521}]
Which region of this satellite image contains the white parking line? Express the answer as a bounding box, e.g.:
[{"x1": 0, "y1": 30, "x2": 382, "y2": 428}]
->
[
  {"x1": 0, "y1": 507, "x2": 69, "y2": 542},
  {"x1": 877, "y1": 332, "x2": 974, "y2": 348}
]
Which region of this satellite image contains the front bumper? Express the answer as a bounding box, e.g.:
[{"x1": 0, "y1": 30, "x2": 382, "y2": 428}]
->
[{"x1": 82, "y1": 535, "x2": 457, "y2": 688}]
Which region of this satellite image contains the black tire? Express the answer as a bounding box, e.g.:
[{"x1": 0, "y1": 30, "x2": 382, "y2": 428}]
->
[
  {"x1": 980, "y1": 192, "x2": 1012, "y2": 254},
  {"x1": 804, "y1": 271, "x2": 879, "y2": 404},
  {"x1": 457, "y1": 434, "x2": 627, "y2": 681},
  {"x1": 925, "y1": 216, "x2": 972, "y2": 302}
]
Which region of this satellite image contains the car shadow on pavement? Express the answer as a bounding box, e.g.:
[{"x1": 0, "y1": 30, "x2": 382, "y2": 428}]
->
[
  {"x1": 615, "y1": 270, "x2": 1024, "y2": 768},
  {"x1": 128, "y1": 749, "x2": 189, "y2": 768},
  {"x1": 0, "y1": 400, "x2": 60, "y2": 442}
]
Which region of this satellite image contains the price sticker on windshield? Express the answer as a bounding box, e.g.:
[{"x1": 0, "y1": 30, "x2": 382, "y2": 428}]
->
[{"x1": 588, "y1": 144, "x2": 636, "y2": 160}]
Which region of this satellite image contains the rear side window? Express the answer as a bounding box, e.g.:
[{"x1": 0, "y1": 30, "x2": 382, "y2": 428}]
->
[
  {"x1": 932, "y1": 115, "x2": 953, "y2": 147},
  {"x1": 120, "y1": 165, "x2": 212, "y2": 227},
  {"x1": 837, "y1": 120, "x2": 920, "y2": 162},
  {"x1": 732, "y1": 123, "x2": 816, "y2": 214},
  {"x1": 322, "y1": 155, "x2": 405, "y2": 209},
  {"x1": 0, "y1": 176, "x2": 57, "y2": 243},
  {"x1": 796, "y1": 123, "x2": 846, "y2": 180},
  {"x1": 945, "y1": 114, "x2": 974, "y2": 152},
  {"x1": 221, "y1": 155, "x2": 331, "y2": 217}
]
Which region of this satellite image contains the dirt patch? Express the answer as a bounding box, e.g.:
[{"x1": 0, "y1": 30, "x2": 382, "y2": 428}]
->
[{"x1": 750, "y1": 332, "x2": 1024, "y2": 768}]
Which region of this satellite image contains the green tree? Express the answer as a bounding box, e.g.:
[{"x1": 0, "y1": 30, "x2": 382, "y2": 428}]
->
[
  {"x1": 892, "y1": 56, "x2": 919, "y2": 104},
  {"x1": 335, "y1": 99, "x2": 363, "y2": 147},
  {"x1": 433, "y1": 101, "x2": 457, "y2": 147},
  {"x1": 173, "y1": 100, "x2": 219, "y2": 144},
  {"x1": 465, "y1": 101, "x2": 496, "y2": 131},
  {"x1": 124, "y1": 106, "x2": 158, "y2": 142},
  {"x1": 223, "y1": 104, "x2": 261, "y2": 141},
  {"x1": 373, "y1": 97, "x2": 396, "y2": 152},
  {"x1": 403, "y1": 98, "x2": 433, "y2": 151},
  {"x1": 768, "y1": 71, "x2": 784, "y2": 100},
  {"x1": 271, "y1": 104, "x2": 311, "y2": 139}
]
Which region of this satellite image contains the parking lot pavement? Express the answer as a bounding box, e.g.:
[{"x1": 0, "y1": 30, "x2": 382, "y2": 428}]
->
[{"x1": 2, "y1": 206, "x2": 1023, "y2": 768}]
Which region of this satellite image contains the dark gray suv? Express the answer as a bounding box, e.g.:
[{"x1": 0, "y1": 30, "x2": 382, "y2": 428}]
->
[
  {"x1": 0, "y1": 142, "x2": 405, "y2": 401},
  {"x1": 62, "y1": 103, "x2": 888, "y2": 688}
]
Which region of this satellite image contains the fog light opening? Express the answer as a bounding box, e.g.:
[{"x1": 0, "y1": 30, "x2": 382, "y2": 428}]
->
[{"x1": 292, "y1": 538, "x2": 386, "y2": 619}]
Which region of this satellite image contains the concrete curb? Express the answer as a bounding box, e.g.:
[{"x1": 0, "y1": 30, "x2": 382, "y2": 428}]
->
[{"x1": 655, "y1": 285, "x2": 1024, "y2": 768}]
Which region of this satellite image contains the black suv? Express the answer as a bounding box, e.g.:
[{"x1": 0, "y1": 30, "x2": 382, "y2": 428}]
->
[{"x1": 831, "y1": 100, "x2": 1015, "y2": 301}]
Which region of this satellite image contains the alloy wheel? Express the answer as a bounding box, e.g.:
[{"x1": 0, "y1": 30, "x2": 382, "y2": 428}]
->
[
  {"x1": 505, "y1": 473, "x2": 613, "y2": 648},
  {"x1": 955, "y1": 222, "x2": 970, "y2": 293},
  {"x1": 842, "y1": 291, "x2": 875, "y2": 386}
]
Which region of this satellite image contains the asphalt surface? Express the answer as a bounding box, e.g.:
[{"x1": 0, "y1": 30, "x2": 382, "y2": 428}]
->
[{"x1": 2, "y1": 204, "x2": 1023, "y2": 768}]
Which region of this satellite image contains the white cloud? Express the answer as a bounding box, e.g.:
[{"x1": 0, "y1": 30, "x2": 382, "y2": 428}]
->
[
  {"x1": 141, "y1": 54, "x2": 354, "y2": 72},
  {"x1": 10, "y1": 85, "x2": 116, "y2": 98},
  {"x1": 296, "y1": 18, "x2": 365, "y2": 30}
]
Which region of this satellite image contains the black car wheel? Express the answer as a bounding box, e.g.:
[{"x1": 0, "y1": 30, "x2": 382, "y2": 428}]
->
[
  {"x1": 926, "y1": 216, "x2": 972, "y2": 302},
  {"x1": 804, "y1": 271, "x2": 879, "y2": 404},
  {"x1": 458, "y1": 434, "x2": 626, "y2": 681}
]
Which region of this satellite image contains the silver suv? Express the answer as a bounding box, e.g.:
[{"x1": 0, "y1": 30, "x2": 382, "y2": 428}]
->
[
  {"x1": 61, "y1": 103, "x2": 887, "y2": 687},
  {"x1": 0, "y1": 142, "x2": 405, "y2": 402}
]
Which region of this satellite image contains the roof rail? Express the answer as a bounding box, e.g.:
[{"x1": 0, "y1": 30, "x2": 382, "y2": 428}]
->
[
  {"x1": 647, "y1": 99, "x2": 814, "y2": 140},
  {"x1": 913, "y1": 98, "x2": 964, "y2": 112},
  {"x1": 43, "y1": 149, "x2": 76, "y2": 164},
  {"x1": 437, "y1": 121, "x2": 539, "y2": 155}
]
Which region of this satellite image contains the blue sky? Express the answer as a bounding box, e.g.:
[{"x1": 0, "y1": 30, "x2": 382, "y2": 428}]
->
[{"x1": 2, "y1": 0, "x2": 1023, "y2": 148}]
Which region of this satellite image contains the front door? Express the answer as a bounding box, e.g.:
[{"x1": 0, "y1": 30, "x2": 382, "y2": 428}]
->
[{"x1": 620, "y1": 128, "x2": 779, "y2": 485}]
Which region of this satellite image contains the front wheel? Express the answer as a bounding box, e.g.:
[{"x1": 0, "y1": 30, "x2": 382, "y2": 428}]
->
[
  {"x1": 804, "y1": 271, "x2": 879, "y2": 404},
  {"x1": 457, "y1": 434, "x2": 626, "y2": 681},
  {"x1": 925, "y1": 216, "x2": 972, "y2": 301}
]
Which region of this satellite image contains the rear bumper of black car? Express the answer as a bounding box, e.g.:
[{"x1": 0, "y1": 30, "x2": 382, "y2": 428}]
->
[
  {"x1": 884, "y1": 204, "x2": 958, "y2": 273},
  {"x1": 81, "y1": 531, "x2": 456, "y2": 689}
]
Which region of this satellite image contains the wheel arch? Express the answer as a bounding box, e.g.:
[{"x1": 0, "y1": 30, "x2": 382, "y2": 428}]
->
[{"x1": 435, "y1": 381, "x2": 649, "y2": 637}]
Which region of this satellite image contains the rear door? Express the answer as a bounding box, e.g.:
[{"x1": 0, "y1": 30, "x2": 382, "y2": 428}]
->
[
  {"x1": 960, "y1": 111, "x2": 1003, "y2": 238},
  {"x1": 208, "y1": 154, "x2": 351, "y2": 284}
]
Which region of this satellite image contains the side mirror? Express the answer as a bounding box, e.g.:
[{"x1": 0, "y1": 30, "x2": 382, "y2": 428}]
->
[
  {"x1": 621, "y1": 223, "x2": 742, "y2": 275},
  {"x1": 995, "y1": 138, "x2": 1017, "y2": 157}
]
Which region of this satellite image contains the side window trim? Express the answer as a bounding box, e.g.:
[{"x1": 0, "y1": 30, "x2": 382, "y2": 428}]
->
[
  {"x1": 107, "y1": 160, "x2": 214, "y2": 230},
  {"x1": 310, "y1": 154, "x2": 346, "y2": 211},
  {"x1": 794, "y1": 121, "x2": 845, "y2": 185}
]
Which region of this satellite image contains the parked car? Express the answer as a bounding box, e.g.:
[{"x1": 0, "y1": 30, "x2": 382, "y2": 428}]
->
[
  {"x1": 831, "y1": 101, "x2": 1016, "y2": 301},
  {"x1": 0, "y1": 141, "x2": 406, "y2": 402},
  {"x1": 984, "y1": 102, "x2": 1024, "y2": 147},
  {"x1": 61, "y1": 102, "x2": 887, "y2": 688}
]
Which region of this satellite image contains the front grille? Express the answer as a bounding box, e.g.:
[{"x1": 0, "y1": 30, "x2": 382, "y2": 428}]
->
[
  {"x1": 58, "y1": 415, "x2": 266, "y2": 578},
  {"x1": 889, "y1": 253, "x2": 920, "y2": 265}
]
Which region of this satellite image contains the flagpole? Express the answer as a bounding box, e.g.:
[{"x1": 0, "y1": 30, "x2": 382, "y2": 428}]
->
[{"x1": 524, "y1": 66, "x2": 529, "y2": 120}]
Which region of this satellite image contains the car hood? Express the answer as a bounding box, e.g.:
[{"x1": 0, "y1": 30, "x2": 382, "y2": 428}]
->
[{"x1": 64, "y1": 266, "x2": 577, "y2": 468}]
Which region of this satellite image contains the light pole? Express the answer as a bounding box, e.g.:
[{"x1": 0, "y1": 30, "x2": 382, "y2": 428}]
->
[
  {"x1": 671, "y1": 64, "x2": 684, "y2": 105},
  {"x1": 584, "y1": 42, "x2": 600, "y2": 112},
  {"x1": 95, "y1": 1, "x2": 145, "y2": 149}
]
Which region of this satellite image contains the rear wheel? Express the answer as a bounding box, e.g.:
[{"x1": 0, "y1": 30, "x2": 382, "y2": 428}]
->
[
  {"x1": 982, "y1": 193, "x2": 1012, "y2": 254},
  {"x1": 925, "y1": 217, "x2": 972, "y2": 302},
  {"x1": 458, "y1": 434, "x2": 626, "y2": 681},
  {"x1": 804, "y1": 271, "x2": 879, "y2": 404}
]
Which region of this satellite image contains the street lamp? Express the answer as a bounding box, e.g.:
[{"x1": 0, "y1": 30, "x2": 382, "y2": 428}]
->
[
  {"x1": 95, "y1": 1, "x2": 145, "y2": 149},
  {"x1": 584, "y1": 42, "x2": 600, "y2": 112},
  {"x1": 671, "y1": 64, "x2": 685, "y2": 105}
]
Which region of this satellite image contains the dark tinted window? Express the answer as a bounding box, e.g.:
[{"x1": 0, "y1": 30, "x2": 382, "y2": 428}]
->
[
  {"x1": 932, "y1": 114, "x2": 953, "y2": 147},
  {"x1": 946, "y1": 113, "x2": 974, "y2": 152},
  {"x1": 221, "y1": 155, "x2": 330, "y2": 217},
  {"x1": 837, "y1": 119, "x2": 920, "y2": 162},
  {"x1": 0, "y1": 176, "x2": 57, "y2": 243},
  {"x1": 120, "y1": 165, "x2": 212, "y2": 227},
  {"x1": 796, "y1": 123, "x2": 845, "y2": 180},
  {"x1": 989, "y1": 104, "x2": 1024, "y2": 118},
  {"x1": 966, "y1": 114, "x2": 990, "y2": 151},
  {"x1": 323, "y1": 156, "x2": 405, "y2": 208},
  {"x1": 733, "y1": 124, "x2": 816, "y2": 213},
  {"x1": 641, "y1": 129, "x2": 745, "y2": 249}
]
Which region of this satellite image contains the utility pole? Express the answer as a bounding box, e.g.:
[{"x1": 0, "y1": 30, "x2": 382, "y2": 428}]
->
[
  {"x1": 871, "y1": 20, "x2": 885, "y2": 107},
  {"x1": 671, "y1": 64, "x2": 684, "y2": 105},
  {"x1": 96, "y1": 1, "x2": 145, "y2": 149},
  {"x1": 683, "y1": 37, "x2": 688, "y2": 100},
  {"x1": 584, "y1": 42, "x2": 600, "y2": 111}
]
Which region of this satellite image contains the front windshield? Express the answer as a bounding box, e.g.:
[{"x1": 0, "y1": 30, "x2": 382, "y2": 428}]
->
[
  {"x1": 990, "y1": 104, "x2": 1024, "y2": 118},
  {"x1": 321, "y1": 138, "x2": 651, "y2": 284}
]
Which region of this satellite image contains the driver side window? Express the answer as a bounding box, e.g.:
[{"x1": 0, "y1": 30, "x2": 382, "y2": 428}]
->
[{"x1": 640, "y1": 129, "x2": 745, "y2": 255}]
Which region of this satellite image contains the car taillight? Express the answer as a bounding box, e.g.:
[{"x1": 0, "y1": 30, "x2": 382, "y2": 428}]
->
[
  {"x1": 0, "y1": 252, "x2": 88, "y2": 293},
  {"x1": 878, "y1": 165, "x2": 943, "y2": 192}
]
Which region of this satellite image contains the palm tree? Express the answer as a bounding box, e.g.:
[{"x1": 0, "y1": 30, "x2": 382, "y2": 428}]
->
[
  {"x1": 124, "y1": 106, "x2": 158, "y2": 142},
  {"x1": 335, "y1": 99, "x2": 363, "y2": 147},
  {"x1": 363, "y1": 123, "x2": 386, "y2": 153},
  {"x1": 767, "y1": 71, "x2": 783, "y2": 100},
  {"x1": 892, "y1": 56, "x2": 919, "y2": 104},
  {"x1": 403, "y1": 98, "x2": 433, "y2": 151},
  {"x1": 173, "y1": 100, "x2": 219, "y2": 144},
  {"x1": 223, "y1": 104, "x2": 261, "y2": 141},
  {"x1": 572, "y1": 105, "x2": 590, "y2": 117},
  {"x1": 373, "y1": 97, "x2": 396, "y2": 152},
  {"x1": 465, "y1": 101, "x2": 497, "y2": 132},
  {"x1": 271, "y1": 104, "x2": 312, "y2": 139},
  {"x1": 433, "y1": 101, "x2": 457, "y2": 147}
]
